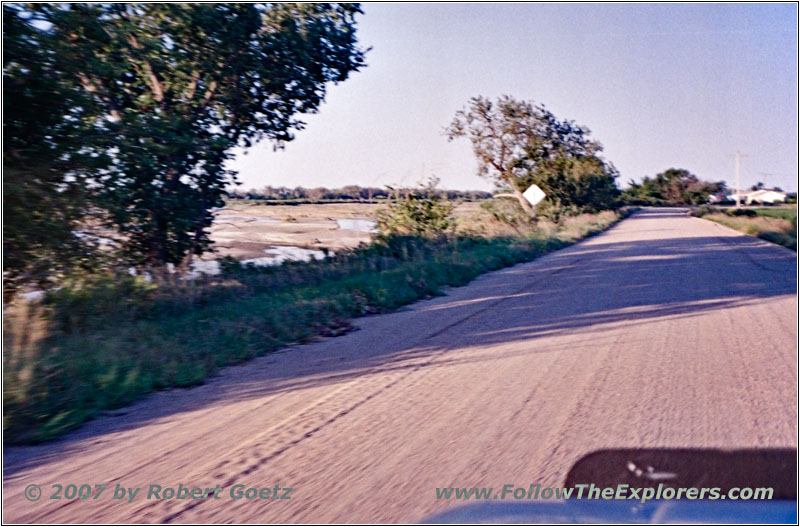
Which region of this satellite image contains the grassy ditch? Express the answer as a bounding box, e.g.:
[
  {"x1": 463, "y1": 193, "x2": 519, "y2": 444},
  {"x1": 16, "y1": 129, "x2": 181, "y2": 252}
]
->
[
  {"x1": 690, "y1": 206, "x2": 797, "y2": 251},
  {"x1": 4, "y1": 210, "x2": 627, "y2": 444}
]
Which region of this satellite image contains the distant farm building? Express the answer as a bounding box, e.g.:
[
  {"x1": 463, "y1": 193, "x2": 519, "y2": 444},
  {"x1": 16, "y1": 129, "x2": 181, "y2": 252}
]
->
[{"x1": 726, "y1": 189, "x2": 787, "y2": 205}]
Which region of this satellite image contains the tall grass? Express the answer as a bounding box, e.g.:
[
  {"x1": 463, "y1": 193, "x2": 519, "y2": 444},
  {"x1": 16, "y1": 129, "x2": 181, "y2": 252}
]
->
[{"x1": 4, "y1": 210, "x2": 626, "y2": 443}]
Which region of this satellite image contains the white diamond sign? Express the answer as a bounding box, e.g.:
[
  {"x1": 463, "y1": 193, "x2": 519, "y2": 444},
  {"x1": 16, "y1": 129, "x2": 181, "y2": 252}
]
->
[{"x1": 522, "y1": 184, "x2": 546, "y2": 207}]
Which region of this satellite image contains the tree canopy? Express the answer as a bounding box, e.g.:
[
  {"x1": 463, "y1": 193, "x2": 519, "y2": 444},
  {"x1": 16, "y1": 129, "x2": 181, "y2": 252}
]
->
[
  {"x1": 623, "y1": 168, "x2": 726, "y2": 206},
  {"x1": 446, "y1": 95, "x2": 618, "y2": 218},
  {"x1": 4, "y1": 3, "x2": 366, "y2": 282},
  {"x1": 3, "y1": 5, "x2": 110, "y2": 296}
]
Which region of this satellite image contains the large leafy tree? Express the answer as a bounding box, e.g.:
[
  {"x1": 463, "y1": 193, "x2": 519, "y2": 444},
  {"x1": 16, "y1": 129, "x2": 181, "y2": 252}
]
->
[
  {"x1": 3, "y1": 5, "x2": 110, "y2": 298},
  {"x1": 27, "y1": 3, "x2": 366, "y2": 267},
  {"x1": 446, "y1": 95, "x2": 617, "y2": 217}
]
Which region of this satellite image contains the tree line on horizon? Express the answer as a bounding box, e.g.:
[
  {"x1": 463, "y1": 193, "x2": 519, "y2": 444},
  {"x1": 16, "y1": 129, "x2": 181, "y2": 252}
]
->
[
  {"x1": 227, "y1": 185, "x2": 492, "y2": 202},
  {"x1": 622, "y1": 169, "x2": 727, "y2": 206}
]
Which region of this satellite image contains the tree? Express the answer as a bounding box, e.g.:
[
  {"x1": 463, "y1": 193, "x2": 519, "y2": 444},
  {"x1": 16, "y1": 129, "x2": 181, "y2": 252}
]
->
[
  {"x1": 623, "y1": 169, "x2": 726, "y2": 206},
  {"x1": 3, "y1": 5, "x2": 110, "y2": 298},
  {"x1": 446, "y1": 95, "x2": 616, "y2": 217},
  {"x1": 529, "y1": 155, "x2": 620, "y2": 221},
  {"x1": 28, "y1": 3, "x2": 366, "y2": 267}
]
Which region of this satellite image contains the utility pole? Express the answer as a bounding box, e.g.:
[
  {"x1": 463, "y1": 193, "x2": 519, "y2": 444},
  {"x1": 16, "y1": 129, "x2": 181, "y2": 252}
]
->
[{"x1": 734, "y1": 152, "x2": 748, "y2": 208}]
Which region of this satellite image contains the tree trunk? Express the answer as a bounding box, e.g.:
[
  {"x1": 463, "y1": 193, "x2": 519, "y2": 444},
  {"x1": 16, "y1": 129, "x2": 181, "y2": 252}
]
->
[{"x1": 514, "y1": 189, "x2": 536, "y2": 217}]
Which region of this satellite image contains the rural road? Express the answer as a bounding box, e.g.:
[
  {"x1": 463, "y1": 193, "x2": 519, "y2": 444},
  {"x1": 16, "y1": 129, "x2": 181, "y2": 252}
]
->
[{"x1": 3, "y1": 208, "x2": 797, "y2": 523}]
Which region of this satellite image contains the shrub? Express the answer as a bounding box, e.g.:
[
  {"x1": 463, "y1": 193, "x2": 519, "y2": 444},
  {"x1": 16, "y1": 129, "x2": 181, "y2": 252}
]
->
[
  {"x1": 479, "y1": 198, "x2": 536, "y2": 234},
  {"x1": 727, "y1": 208, "x2": 757, "y2": 217},
  {"x1": 758, "y1": 231, "x2": 797, "y2": 251},
  {"x1": 689, "y1": 205, "x2": 713, "y2": 217},
  {"x1": 376, "y1": 178, "x2": 454, "y2": 240}
]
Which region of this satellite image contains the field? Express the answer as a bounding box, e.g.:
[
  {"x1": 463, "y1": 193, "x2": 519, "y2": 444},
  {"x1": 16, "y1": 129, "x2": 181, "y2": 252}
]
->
[{"x1": 751, "y1": 207, "x2": 798, "y2": 222}]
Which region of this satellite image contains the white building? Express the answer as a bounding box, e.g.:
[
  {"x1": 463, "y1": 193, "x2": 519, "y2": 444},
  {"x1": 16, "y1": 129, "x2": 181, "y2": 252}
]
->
[{"x1": 727, "y1": 189, "x2": 787, "y2": 205}]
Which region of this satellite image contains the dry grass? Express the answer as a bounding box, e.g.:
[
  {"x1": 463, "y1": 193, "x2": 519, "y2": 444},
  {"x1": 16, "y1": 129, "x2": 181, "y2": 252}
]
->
[
  {"x1": 701, "y1": 212, "x2": 796, "y2": 250},
  {"x1": 703, "y1": 213, "x2": 792, "y2": 234}
]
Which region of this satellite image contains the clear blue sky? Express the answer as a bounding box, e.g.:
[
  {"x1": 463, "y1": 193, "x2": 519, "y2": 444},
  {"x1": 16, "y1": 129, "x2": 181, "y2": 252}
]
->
[{"x1": 231, "y1": 3, "x2": 798, "y2": 193}]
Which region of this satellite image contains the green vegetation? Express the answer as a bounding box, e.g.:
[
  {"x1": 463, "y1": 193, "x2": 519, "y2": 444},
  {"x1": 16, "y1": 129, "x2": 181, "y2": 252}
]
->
[
  {"x1": 446, "y1": 95, "x2": 620, "y2": 219},
  {"x1": 4, "y1": 209, "x2": 628, "y2": 444},
  {"x1": 376, "y1": 178, "x2": 454, "y2": 239},
  {"x1": 691, "y1": 206, "x2": 797, "y2": 251},
  {"x1": 751, "y1": 207, "x2": 797, "y2": 222},
  {"x1": 3, "y1": 4, "x2": 366, "y2": 297},
  {"x1": 622, "y1": 168, "x2": 726, "y2": 206},
  {"x1": 3, "y1": 6, "x2": 110, "y2": 298}
]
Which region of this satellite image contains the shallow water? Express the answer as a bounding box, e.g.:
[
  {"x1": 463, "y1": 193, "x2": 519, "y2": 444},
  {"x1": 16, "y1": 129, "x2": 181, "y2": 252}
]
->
[
  {"x1": 186, "y1": 260, "x2": 221, "y2": 279},
  {"x1": 241, "y1": 246, "x2": 330, "y2": 267},
  {"x1": 335, "y1": 218, "x2": 376, "y2": 232},
  {"x1": 17, "y1": 246, "x2": 333, "y2": 295}
]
